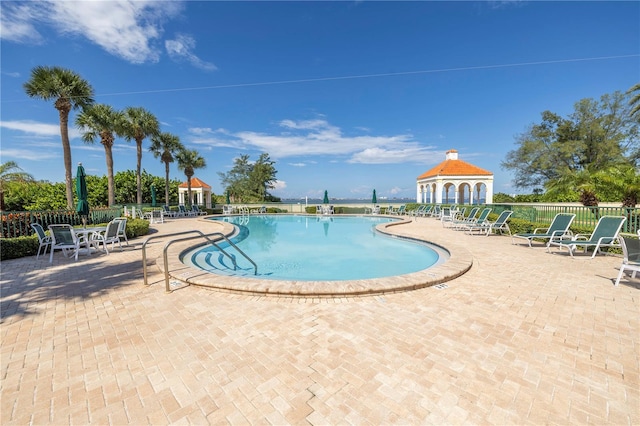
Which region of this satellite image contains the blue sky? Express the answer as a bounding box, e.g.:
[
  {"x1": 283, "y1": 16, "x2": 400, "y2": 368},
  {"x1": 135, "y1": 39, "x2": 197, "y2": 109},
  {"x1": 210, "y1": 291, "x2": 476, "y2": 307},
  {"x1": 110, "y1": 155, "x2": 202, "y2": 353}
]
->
[{"x1": 1, "y1": 1, "x2": 638, "y2": 201}]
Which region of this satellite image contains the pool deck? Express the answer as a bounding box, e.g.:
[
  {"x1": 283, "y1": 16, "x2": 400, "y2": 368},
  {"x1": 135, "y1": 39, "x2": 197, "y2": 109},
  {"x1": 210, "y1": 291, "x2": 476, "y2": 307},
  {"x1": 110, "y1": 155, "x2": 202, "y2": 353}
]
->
[{"x1": 1, "y1": 215, "x2": 638, "y2": 424}]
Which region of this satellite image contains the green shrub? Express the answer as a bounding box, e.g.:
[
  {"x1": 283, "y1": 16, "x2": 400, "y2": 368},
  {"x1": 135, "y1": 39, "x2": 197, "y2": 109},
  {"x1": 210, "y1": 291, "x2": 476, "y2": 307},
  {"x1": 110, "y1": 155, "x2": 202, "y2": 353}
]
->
[
  {"x1": 125, "y1": 218, "x2": 149, "y2": 238},
  {"x1": 0, "y1": 235, "x2": 39, "y2": 260}
]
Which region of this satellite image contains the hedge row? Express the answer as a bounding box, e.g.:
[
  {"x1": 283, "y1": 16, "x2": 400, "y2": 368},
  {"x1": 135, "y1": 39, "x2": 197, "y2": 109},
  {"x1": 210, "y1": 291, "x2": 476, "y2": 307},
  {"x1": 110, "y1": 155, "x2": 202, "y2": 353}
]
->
[{"x1": 0, "y1": 219, "x2": 150, "y2": 261}]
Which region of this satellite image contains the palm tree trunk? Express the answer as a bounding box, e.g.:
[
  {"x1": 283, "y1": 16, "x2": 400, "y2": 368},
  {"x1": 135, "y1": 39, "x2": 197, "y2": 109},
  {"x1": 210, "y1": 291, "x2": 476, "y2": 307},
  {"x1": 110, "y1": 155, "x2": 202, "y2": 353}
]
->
[
  {"x1": 164, "y1": 162, "x2": 171, "y2": 206},
  {"x1": 105, "y1": 144, "x2": 115, "y2": 206},
  {"x1": 59, "y1": 109, "x2": 74, "y2": 209},
  {"x1": 136, "y1": 139, "x2": 142, "y2": 205}
]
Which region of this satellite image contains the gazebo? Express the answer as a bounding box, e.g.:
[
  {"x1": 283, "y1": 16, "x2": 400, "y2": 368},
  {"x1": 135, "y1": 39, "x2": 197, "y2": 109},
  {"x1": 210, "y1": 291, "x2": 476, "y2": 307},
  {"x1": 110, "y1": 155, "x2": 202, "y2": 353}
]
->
[
  {"x1": 178, "y1": 177, "x2": 213, "y2": 208},
  {"x1": 416, "y1": 149, "x2": 494, "y2": 204}
]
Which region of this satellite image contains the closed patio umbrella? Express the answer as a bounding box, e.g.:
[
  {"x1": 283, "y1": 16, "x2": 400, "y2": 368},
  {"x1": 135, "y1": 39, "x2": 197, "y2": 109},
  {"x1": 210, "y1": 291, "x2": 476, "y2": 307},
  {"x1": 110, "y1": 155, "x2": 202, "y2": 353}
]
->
[
  {"x1": 226, "y1": 191, "x2": 231, "y2": 205},
  {"x1": 372, "y1": 189, "x2": 377, "y2": 204},
  {"x1": 75, "y1": 163, "x2": 89, "y2": 228},
  {"x1": 323, "y1": 190, "x2": 329, "y2": 204},
  {"x1": 151, "y1": 184, "x2": 157, "y2": 207}
]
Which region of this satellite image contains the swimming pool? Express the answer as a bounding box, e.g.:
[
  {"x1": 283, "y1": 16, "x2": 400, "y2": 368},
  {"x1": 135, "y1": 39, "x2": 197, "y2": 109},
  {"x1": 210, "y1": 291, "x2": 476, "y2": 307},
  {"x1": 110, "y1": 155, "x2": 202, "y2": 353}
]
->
[{"x1": 181, "y1": 215, "x2": 447, "y2": 281}]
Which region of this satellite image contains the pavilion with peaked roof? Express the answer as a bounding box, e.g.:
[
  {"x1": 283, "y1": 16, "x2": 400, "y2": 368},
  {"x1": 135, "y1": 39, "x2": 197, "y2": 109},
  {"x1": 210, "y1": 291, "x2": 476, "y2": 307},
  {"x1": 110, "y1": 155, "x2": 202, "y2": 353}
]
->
[
  {"x1": 178, "y1": 177, "x2": 213, "y2": 208},
  {"x1": 416, "y1": 149, "x2": 494, "y2": 205}
]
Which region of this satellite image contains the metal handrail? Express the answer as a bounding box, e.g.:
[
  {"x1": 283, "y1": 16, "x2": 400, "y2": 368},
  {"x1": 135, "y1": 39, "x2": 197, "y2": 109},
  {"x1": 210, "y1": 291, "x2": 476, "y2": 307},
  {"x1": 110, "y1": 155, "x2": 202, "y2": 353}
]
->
[
  {"x1": 162, "y1": 232, "x2": 257, "y2": 293},
  {"x1": 142, "y1": 230, "x2": 213, "y2": 286}
]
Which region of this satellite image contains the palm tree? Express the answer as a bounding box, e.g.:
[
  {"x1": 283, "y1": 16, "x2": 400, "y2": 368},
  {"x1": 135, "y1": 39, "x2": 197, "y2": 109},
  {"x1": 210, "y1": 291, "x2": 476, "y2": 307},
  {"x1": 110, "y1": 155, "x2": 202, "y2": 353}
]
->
[
  {"x1": 23, "y1": 66, "x2": 94, "y2": 209},
  {"x1": 0, "y1": 161, "x2": 34, "y2": 211},
  {"x1": 628, "y1": 82, "x2": 640, "y2": 119},
  {"x1": 176, "y1": 148, "x2": 206, "y2": 207},
  {"x1": 120, "y1": 107, "x2": 160, "y2": 205},
  {"x1": 149, "y1": 132, "x2": 184, "y2": 206},
  {"x1": 75, "y1": 104, "x2": 124, "y2": 206}
]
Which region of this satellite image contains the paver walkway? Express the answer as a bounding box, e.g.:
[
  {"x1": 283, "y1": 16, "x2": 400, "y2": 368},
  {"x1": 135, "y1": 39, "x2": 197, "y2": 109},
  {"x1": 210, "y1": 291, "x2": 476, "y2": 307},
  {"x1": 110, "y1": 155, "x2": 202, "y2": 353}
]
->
[{"x1": 1, "y1": 215, "x2": 638, "y2": 425}]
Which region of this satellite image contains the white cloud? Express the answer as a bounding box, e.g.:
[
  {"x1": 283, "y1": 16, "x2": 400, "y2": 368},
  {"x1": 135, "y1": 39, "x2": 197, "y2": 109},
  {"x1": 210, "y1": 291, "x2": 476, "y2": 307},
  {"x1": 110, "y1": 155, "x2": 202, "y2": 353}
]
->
[
  {"x1": 0, "y1": 1, "x2": 198, "y2": 65},
  {"x1": 0, "y1": 148, "x2": 59, "y2": 161},
  {"x1": 288, "y1": 163, "x2": 307, "y2": 167},
  {"x1": 272, "y1": 180, "x2": 287, "y2": 190},
  {"x1": 0, "y1": 120, "x2": 81, "y2": 139},
  {"x1": 190, "y1": 117, "x2": 443, "y2": 165},
  {"x1": 165, "y1": 33, "x2": 217, "y2": 71}
]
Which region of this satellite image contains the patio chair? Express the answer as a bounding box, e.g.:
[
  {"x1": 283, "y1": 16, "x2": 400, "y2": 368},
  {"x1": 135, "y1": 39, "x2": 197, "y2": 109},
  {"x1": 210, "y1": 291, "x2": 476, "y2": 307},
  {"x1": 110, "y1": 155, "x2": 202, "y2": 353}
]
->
[
  {"x1": 512, "y1": 213, "x2": 576, "y2": 247},
  {"x1": 466, "y1": 210, "x2": 513, "y2": 236},
  {"x1": 31, "y1": 223, "x2": 52, "y2": 259},
  {"x1": 365, "y1": 205, "x2": 381, "y2": 214},
  {"x1": 614, "y1": 233, "x2": 640, "y2": 286},
  {"x1": 547, "y1": 215, "x2": 626, "y2": 258},
  {"x1": 416, "y1": 205, "x2": 432, "y2": 217},
  {"x1": 91, "y1": 220, "x2": 122, "y2": 254},
  {"x1": 223, "y1": 205, "x2": 234, "y2": 215},
  {"x1": 114, "y1": 217, "x2": 129, "y2": 246},
  {"x1": 48, "y1": 224, "x2": 91, "y2": 263},
  {"x1": 250, "y1": 206, "x2": 267, "y2": 214},
  {"x1": 429, "y1": 205, "x2": 441, "y2": 218}
]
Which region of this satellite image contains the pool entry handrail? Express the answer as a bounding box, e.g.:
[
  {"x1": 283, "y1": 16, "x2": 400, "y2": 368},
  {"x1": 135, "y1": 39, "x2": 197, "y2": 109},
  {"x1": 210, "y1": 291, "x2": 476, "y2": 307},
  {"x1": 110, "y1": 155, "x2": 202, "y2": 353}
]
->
[
  {"x1": 162, "y1": 232, "x2": 257, "y2": 293},
  {"x1": 141, "y1": 230, "x2": 258, "y2": 291}
]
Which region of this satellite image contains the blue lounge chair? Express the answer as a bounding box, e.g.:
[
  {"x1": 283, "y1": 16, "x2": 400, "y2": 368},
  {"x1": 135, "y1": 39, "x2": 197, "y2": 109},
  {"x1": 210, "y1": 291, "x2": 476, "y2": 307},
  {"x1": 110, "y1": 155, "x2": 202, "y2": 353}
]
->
[
  {"x1": 455, "y1": 207, "x2": 491, "y2": 231},
  {"x1": 512, "y1": 213, "x2": 575, "y2": 247},
  {"x1": 547, "y1": 215, "x2": 626, "y2": 258},
  {"x1": 466, "y1": 210, "x2": 513, "y2": 236}
]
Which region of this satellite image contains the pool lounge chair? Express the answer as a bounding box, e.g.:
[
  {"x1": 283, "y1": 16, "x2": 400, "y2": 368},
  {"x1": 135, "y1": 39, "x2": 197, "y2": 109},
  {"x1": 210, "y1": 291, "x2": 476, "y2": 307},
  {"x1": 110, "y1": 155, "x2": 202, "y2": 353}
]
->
[
  {"x1": 512, "y1": 213, "x2": 575, "y2": 247},
  {"x1": 614, "y1": 233, "x2": 640, "y2": 286},
  {"x1": 547, "y1": 215, "x2": 626, "y2": 258},
  {"x1": 449, "y1": 207, "x2": 479, "y2": 229},
  {"x1": 466, "y1": 210, "x2": 513, "y2": 236},
  {"x1": 455, "y1": 207, "x2": 492, "y2": 231},
  {"x1": 162, "y1": 205, "x2": 177, "y2": 218}
]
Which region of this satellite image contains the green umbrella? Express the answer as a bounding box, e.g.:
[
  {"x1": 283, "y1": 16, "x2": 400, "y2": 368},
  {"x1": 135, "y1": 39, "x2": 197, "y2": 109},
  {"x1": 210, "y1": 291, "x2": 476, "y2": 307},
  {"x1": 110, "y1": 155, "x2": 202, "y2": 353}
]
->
[
  {"x1": 323, "y1": 190, "x2": 329, "y2": 204},
  {"x1": 75, "y1": 163, "x2": 89, "y2": 227},
  {"x1": 372, "y1": 189, "x2": 377, "y2": 204},
  {"x1": 151, "y1": 184, "x2": 157, "y2": 207},
  {"x1": 226, "y1": 191, "x2": 231, "y2": 205}
]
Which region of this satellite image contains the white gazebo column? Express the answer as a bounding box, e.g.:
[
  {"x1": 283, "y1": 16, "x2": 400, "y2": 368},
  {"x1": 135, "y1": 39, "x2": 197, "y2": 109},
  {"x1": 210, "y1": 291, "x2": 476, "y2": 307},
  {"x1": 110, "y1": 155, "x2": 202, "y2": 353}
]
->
[
  {"x1": 416, "y1": 184, "x2": 421, "y2": 203},
  {"x1": 485, "y1": 178, "x2": 494, "y2": 204},
  {"x1": 435, "y1": 180, "x2": 444, "y2": 204}
]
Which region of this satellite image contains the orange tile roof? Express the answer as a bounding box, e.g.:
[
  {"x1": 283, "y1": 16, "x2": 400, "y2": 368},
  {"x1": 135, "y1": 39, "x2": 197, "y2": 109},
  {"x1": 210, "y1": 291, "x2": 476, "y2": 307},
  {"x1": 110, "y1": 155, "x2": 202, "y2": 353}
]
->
[
  {"x1": 178, "y1": 177, "x2": 211, "y2": 189},
  {"x1": 417, "y1": 159, "x2": 492, "y2": 179}
]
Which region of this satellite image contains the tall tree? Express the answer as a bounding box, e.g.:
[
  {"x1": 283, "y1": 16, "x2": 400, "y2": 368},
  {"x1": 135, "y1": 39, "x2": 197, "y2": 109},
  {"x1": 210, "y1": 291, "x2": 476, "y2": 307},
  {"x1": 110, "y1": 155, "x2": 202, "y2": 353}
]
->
[
  {"x1": 629, "y1": 82, "x2": 640, "y2": 119},
  {"x1": 75, "y1": 104, "x2": 124, "y2": 206},
  {"x1": 120, "y1": 107, "x2": 160, "y2": 205},
  {"x1": 149, "y1": 132, "x2": 184, "y2": 206},
  {"x1": 23, "y1": 66, "x2": 94, "y2": 208},
  {"x1": 218, "y1": 154, "x2": 252, "y2": 202},
  {"x1": 0, "y1": 161, "x2": 34, "y2": 210},
  {"x1": 218, "y1": 153, "x2": 279, "y2": 202},
  {"x1": 502, "y1": 90, "x2": 639, "y2": 190},
  {"x1": 176, "y1": 149, "x2": 206, "y2": 207},
  {"x1": 249, "y1": 153, "x2": 278, "y2": 201}
]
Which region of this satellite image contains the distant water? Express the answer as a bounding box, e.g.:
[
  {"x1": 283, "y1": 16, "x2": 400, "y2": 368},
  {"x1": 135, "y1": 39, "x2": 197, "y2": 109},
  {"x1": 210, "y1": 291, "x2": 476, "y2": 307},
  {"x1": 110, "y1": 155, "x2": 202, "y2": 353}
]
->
[{"x1": 281, "y1": 198, "x2": 416, "y2": 205}]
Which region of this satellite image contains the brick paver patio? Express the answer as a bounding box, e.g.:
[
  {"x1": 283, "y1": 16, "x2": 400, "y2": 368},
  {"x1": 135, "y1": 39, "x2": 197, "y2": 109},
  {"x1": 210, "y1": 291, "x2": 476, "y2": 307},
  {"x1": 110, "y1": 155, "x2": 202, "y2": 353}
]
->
[{"x1": 1, "y1": 215, "x2": 638, "y2": 424}]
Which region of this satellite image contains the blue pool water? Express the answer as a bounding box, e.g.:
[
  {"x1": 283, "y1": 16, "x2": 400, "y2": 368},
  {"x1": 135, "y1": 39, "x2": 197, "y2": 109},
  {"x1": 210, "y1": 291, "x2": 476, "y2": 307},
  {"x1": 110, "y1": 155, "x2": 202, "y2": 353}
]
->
[{"x1": 182, "y1": 215, "x2": 445, "y2": 281}]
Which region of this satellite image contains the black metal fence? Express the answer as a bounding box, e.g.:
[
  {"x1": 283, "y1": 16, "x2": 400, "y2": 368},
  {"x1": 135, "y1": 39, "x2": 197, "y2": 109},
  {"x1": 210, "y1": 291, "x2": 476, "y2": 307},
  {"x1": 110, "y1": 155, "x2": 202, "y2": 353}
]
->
[{"x1": 1, "y1": 208, "x2": 123, "y2": 239}]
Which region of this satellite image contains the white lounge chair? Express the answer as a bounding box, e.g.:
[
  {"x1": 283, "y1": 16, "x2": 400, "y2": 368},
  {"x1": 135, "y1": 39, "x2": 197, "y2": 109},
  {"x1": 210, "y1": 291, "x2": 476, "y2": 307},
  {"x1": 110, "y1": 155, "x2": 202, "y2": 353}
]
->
[{"x1": 466, "y1": 210, "x2": 513, "y2": 236}]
